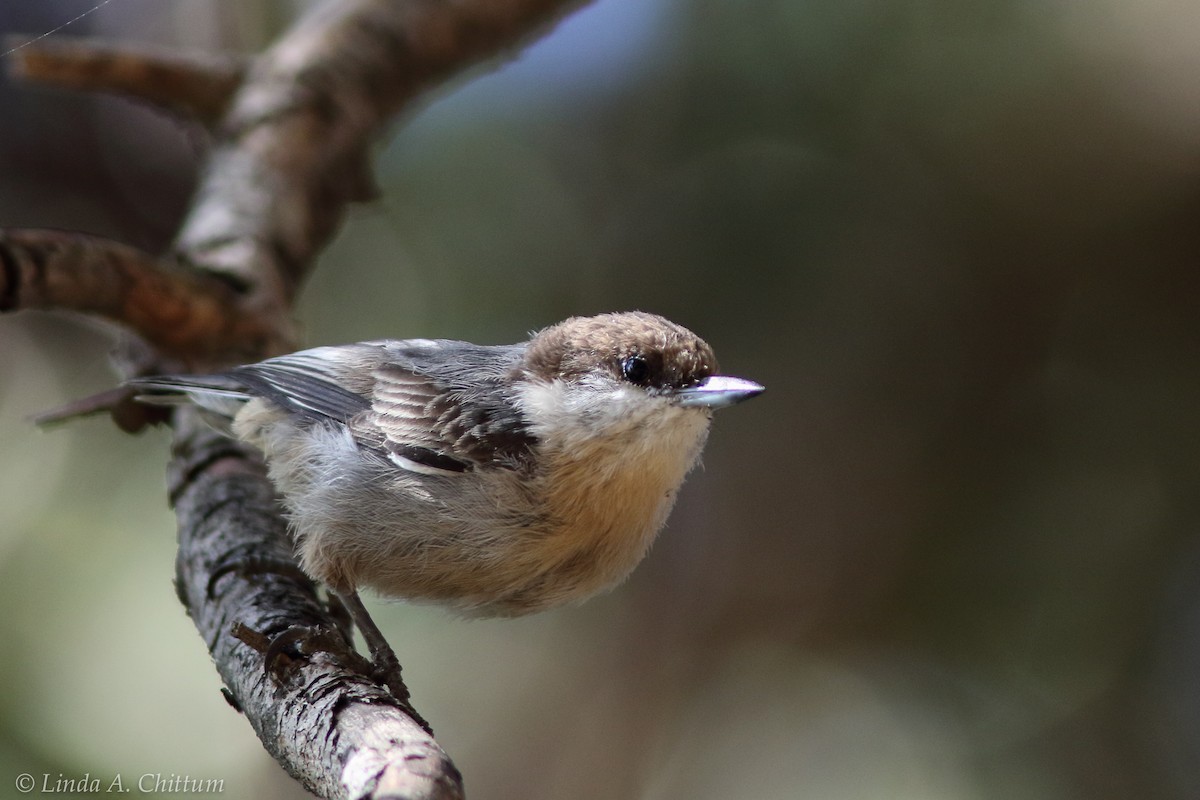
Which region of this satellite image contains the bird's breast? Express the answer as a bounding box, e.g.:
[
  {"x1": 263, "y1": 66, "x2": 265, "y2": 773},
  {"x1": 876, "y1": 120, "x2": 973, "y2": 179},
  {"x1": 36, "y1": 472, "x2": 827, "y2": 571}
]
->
[{"x1": 521, "y1": 410, "x2": 712, "y2": 605}]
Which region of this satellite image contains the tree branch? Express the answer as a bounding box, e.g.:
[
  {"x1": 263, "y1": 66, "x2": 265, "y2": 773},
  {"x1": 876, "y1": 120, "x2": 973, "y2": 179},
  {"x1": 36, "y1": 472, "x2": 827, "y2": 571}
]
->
[
  {"x1": 7, "y1": 37, "x2": 244, "y2": 125},
  {"x1": 175, "y1": 0, "x2": 586, "y2": 302},
  {"x1": 4, "y1": 0, "x2": 591, "y2": 796},
  {"x1": 0, "y1": 229, "x2": 285, "y2": 362},
  {"x1": 169, "y1": 416, "x2": 461, "y2": 799}
]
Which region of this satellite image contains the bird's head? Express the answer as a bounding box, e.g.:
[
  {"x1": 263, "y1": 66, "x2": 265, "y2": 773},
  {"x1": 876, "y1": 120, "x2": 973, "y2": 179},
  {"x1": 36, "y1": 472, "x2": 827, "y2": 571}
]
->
[{"x1": 517, "y1": 311, "x2": 763, "y2": 452}]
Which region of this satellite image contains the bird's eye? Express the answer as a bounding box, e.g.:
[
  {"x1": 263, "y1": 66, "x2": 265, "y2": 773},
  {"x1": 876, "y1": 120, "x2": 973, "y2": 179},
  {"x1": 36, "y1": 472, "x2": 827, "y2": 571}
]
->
[{"x1": 621, "y1": 354, "x2": 651, "y2": 385}]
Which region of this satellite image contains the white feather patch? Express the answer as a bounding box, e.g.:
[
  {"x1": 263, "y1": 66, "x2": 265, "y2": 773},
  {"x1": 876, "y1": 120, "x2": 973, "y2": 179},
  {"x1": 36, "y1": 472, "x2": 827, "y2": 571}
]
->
[{"x1": 387, "y1": 451, "x2": 465, "y2": 477}]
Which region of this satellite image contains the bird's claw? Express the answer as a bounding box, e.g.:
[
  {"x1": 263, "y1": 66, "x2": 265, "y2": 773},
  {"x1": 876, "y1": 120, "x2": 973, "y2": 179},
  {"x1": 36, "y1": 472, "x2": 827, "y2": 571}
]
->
[{"x1": 260, "y1": 624, "x2": 361, "y2": 682}]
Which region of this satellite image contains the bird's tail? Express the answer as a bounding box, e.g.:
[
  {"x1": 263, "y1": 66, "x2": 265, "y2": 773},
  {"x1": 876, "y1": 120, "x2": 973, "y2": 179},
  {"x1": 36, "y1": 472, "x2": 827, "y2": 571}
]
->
[
  {"x1": 126, "y1": 374, "x2": 251, "y2": 422},
  {"x1": 33, "y1": 374, "x2": 250, "y2": 431}
]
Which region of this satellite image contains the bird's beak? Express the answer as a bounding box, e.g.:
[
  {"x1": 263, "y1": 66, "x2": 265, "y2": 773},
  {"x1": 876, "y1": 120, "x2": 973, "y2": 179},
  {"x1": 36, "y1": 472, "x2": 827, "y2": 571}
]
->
[{"x1": 673, "y1": 375, "x2": 765, "y2": 408}]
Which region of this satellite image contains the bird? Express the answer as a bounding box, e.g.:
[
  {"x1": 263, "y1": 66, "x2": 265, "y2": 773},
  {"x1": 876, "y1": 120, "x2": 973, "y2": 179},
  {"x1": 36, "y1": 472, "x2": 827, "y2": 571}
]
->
[{"x1": 130, "y1": 310, "x2": 763, "y2": 694}]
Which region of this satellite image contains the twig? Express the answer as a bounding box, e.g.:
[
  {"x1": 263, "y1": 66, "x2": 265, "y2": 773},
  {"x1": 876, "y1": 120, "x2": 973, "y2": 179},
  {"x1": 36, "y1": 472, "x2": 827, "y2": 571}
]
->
[
  {"x1": 7, "y1": 37, "x2": 244, "y2": 125},
  {"x1": 0, "y1": 229, "x2": 286, "y2": 362}
]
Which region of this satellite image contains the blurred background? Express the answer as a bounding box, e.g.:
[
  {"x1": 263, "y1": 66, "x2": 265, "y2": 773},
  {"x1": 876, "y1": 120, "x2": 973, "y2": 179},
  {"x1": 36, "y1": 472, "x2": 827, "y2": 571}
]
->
[{"x1": 2, "y1": 0, "x2": 1200, "y2": 797}]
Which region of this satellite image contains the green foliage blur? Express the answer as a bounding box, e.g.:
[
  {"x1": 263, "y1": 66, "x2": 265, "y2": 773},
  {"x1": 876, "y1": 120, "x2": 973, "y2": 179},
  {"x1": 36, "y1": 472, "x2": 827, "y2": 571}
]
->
[{"x1": 3, "y1": 0, "x2": 1200, "y2": 798}]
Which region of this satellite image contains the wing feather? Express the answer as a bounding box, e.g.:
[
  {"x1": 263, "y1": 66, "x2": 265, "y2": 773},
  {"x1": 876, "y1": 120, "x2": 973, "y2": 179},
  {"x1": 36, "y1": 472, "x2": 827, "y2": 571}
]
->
[
  {"x1": 230, "y1": 347, "x2": 374, "y2": 422},
  {"x1": 366, "y1": 343, "x2": 536, "y2": 472},
  {"x1": 134, "y1": 339, "x2": 538, "y2": 475}
]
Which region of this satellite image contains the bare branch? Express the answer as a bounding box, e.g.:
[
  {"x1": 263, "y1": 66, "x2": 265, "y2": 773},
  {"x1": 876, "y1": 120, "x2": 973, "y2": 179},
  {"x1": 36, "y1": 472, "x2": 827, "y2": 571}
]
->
[
  {"x1": 174, "y1": 0, "x2": 586, "y2": 300},
  {"x1": 0, "y1": 229, "x2": 288, "y2": 362},
  {"x1": 7, "y1": 37, "x2": 244, "y2": 125},
  {"x1": 169, "y1": 416, "x2": 462, "y2": 800}
]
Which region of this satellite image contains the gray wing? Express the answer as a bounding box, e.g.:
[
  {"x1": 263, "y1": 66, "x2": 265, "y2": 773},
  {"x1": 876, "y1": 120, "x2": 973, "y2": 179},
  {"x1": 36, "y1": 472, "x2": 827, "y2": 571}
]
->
[
  {"x1": 191, "y1": 340, "x2": 535, "y2": 474},
  {"x1": 361, "y1": 341, "x2": 536, "y2": 473},
  {"x1": 128, "y1": 343, "x2": 380, "y2": 434},
  {"x1": 229, "y1": 344, "x2": 378, "y2": 422}
]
